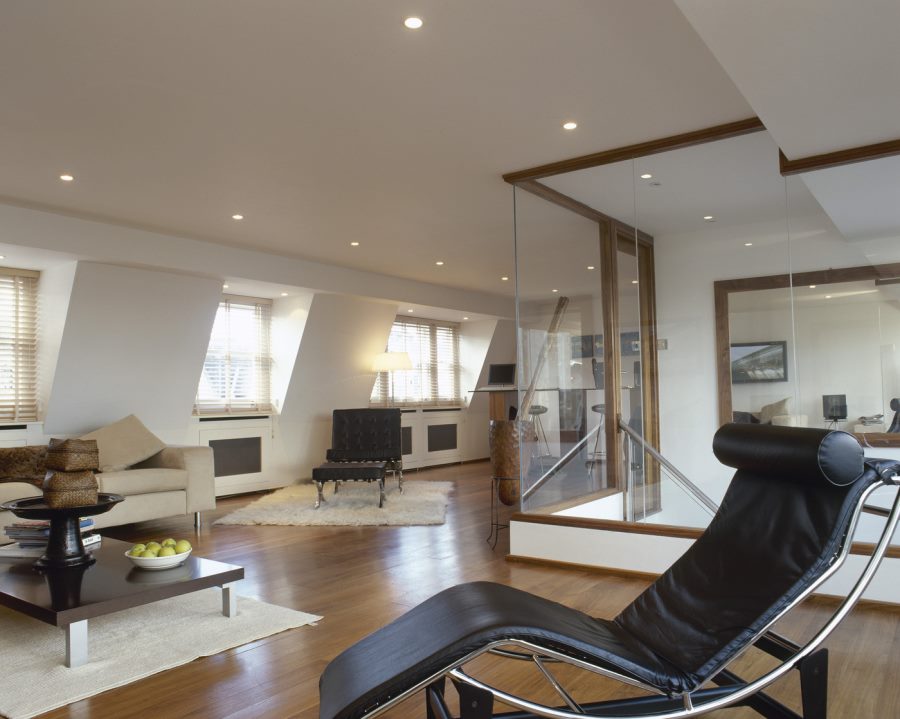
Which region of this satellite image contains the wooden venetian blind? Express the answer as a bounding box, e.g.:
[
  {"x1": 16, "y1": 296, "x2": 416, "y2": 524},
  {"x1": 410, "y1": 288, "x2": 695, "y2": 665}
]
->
[
  {"x1": 371, "y1": 317, "x2": 461, "y2": 407},
  {"x1": 195, "y1": 295, "x2": 273, "y2": 414},
  {"x1": 0, "y1": 269, "x2": 39, "y2": 421}
]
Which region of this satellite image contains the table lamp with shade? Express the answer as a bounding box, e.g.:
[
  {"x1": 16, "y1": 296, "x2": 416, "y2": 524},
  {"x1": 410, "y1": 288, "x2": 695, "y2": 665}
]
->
[{"x1": 372, "y1": 351, "x2": 413, "y2": 406}]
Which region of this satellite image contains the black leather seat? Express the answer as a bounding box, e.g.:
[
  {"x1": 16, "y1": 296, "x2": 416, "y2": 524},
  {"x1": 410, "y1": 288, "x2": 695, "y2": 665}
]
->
[
  {"x1": 311, "y1": 409, "x2": 403, "y2": 509},
  {"x1": 319, "y1": 424, "x2": 900, "y2": 719}
]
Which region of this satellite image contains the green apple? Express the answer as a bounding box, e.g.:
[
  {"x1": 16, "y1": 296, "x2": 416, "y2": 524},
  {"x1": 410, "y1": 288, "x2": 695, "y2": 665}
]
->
[
  {"x1": 145, "y1": 541, "x2": 162, "y2": 551},
  {"x1": 130, "y1": 543, "x2": 146, "y2": 554},
  {"x1": 161, "y1": 538, "x2": 176, "y2": 547},
  {"x1": 158, "y1": 546, "x2": 177, "y2": 557},
  {"x1": 174, "y1": 540, "x2": 192, "y2": 554},
  {"x1": 128, "y1": 546, "x2": 145, "y2": 557},
  {"x1": 140, "y1": 548, "x2": 159, "y2": 558}
]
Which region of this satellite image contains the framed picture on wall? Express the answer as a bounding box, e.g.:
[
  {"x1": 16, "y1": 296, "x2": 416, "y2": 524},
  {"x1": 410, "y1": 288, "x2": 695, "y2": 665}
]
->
[
  {"x1": 730, "y1": 341, "x2": 788, "y2": 383},
  {"x1": 592, "y1": 334, "x2": 603, "y2": 356}
]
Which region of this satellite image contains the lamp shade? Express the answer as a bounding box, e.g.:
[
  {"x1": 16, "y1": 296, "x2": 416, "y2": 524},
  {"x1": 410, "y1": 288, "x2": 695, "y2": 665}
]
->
[{"x1": 372, "y1": 351, "x2": 413, "y2": 372}]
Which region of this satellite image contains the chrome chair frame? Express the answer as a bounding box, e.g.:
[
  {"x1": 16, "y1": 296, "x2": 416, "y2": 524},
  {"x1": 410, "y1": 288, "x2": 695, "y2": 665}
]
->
[{"x1": 348, "y1": 475, "x2": 900, "y2": 719}]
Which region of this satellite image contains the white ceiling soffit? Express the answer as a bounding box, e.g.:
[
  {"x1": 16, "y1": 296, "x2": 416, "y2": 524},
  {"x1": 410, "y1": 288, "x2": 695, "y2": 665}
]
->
[
  {"x1": 798, "y1": 156, "x2": 900, "y2": 264},
  {"x1": 673, "y1": 0, "x2": 900, "y2": 159},
  {"x1": 0, "y1": 1, "x2": 753, "y2": 296},
  {"x1": 542, "y1": 131, "x2": 824, "y2": 237}
]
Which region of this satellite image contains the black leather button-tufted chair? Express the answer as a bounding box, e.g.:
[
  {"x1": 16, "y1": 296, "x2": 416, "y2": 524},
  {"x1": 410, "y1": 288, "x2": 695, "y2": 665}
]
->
[
  {"x1": 319, "y1": 424, "x2": 900, "y2": 719},
  {"x1": 311, "y1": 409, "x2": 403, "y2": 509}
]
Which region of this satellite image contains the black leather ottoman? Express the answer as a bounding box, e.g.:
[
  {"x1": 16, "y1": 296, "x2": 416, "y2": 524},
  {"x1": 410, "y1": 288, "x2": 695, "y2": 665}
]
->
[{"x1": 311, "y1": 461, "x2": 388, "y2": 509}]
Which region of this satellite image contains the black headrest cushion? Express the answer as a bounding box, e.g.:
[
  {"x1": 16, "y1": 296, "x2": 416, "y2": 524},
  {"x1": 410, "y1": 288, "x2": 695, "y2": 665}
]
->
[{"x1": 713, "y1": 423, "x2": 864, "y2": 487}]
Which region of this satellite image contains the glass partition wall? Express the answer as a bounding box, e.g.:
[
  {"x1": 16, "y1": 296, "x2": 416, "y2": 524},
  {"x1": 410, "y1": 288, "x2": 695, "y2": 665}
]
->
[{"x1": 512, "y1": 128, "x2": 900, "y2": 545}]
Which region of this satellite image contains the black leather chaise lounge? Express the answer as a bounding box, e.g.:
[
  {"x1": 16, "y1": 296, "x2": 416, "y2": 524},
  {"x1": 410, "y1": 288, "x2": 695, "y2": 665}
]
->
[{"x1": 319, "y1": 424, "x2": 900, "y2": 719}]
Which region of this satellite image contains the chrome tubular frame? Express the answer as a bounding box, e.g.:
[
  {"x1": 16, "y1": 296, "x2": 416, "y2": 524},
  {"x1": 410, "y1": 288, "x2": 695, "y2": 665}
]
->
[
  {"x1": 356, "y1": 476, "x2": 900, "y2": 719},
  {"x1": 443, "y1": 478, "x2": 900, "y2": 719}
]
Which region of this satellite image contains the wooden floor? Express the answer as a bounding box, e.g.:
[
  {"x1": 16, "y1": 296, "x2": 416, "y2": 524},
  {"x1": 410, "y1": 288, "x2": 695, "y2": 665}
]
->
[{"x1": 39, "y1": 461, "x2": 899, "y2": 719}]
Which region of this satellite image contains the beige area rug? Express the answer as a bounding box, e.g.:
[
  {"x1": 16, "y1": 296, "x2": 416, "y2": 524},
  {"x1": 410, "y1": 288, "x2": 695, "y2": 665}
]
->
[
  {"x1": 0, "y1": 588, "x2": 321, "y2": 719},
  {"x1": 215, "y1": 480, "x2": 454, "y2": 526}
]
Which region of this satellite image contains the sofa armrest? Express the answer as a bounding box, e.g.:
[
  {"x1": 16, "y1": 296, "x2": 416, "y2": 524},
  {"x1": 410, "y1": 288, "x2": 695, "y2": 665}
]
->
[{"x1": 136, "y1": 446, "x2": 216, "y2": 513}]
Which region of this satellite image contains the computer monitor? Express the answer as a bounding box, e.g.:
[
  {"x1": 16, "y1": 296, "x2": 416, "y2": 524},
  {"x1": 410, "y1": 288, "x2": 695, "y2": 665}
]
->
[
  {"x1": 487, "y1": 363, "x2": 516, "y2": 386},
  {"x1": 822, "y1": 394, "x2": 847, "y2": 421}
]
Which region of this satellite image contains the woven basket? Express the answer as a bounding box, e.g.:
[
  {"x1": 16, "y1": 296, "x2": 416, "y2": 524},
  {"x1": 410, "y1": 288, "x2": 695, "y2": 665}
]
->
[
  {"x1": 46, "y1": 438, "x2": 100, "y2": 472},
  {"x1": 42, "y1": 469, "x2": 99, "y2": 508}
]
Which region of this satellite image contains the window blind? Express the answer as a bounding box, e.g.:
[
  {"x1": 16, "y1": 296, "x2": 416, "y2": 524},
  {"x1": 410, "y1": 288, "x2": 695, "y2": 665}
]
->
[
  {"x1": 371, "y1": 317, "x2": 461, "y2": 407},
  {"x1": 195, "y1": 295, "x2": 273, "y2": 414},
  {"x1": 0, "y1": 269, "x2": 39, "y2": 422}
]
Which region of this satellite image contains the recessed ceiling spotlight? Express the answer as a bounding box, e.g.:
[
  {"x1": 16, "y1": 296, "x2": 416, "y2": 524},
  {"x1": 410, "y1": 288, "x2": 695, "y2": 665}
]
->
[
  {"x1": 463, "y1": 316, "x2": 469, "y2": 320},
  {"x1": 407, "y1": 308, "x2": 415, "y2": 313},
  {"x1": 280, "y1": 292, "x2": 289, "y2": 296},
  {"x1": 350, "y1": 241, "x2": 360, "y2": 246},
  {"x1": 501, "y1": 276, "x2": 509, "y2": 281},
  {"x1": 587, "y1": 265, "x2": 595, "y2": 270},
  {"x1": 551, "y1": 289, "x2": 559, "y2": 293},
  {"x1": 631, "y1": 280, "x2": 639, "y2": 284},
  {"x1": 640, "y1": 173, "x2": 653, "y2": 179},
  {"x1": 231, "y1": 214, "x2": 244, "y2": 221},
  {"x1": 404, "y1": 17, "x2": 423, "y2": 29},
  {"x1": 562, "y1": 121, "x2": 578, "y2": 130},
  {"x1": 0, "y1": 255, "x2": 6, "y2": 260},
  {"x1": 222, "y1": 284, "x2": 229, "y2": 289},
  {"x1": 809, "y1": 285, "x2": 817, "y2": 289},
  {"x1": 59, "y1": 174, "x2": 74, "y2": 182},
  {"x1": 703, "y1": 215, "x2": 715, "y2": 222},
  {"x1": 744, "y1": 242, "x2": 753, "y2": 247},
  {"x1": 435, "y1": 261, "x2": 444, "y2": 266},
  {"x1": 825, "y1": 295, "x2": 832, "y2": 299}
]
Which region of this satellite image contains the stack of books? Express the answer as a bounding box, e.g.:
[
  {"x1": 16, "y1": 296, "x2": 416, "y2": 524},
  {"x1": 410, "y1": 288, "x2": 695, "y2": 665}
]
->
[{"x1": 0, "y1": 517, "x2": 100, "y2": 558}]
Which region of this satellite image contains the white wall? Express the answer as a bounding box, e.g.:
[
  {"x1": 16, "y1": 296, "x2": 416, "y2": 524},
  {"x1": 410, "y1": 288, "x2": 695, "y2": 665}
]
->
[
  {"x1": 270, "y1": 291, "x2": 315, "y2": 413},
  {"x1": 653, "y1": 211, "x2": 875, "y2": 500},
  {"x1": 42, "y1": 262, "x2": 222, "y2": 439},
  {"x1": 37, "y1": 262, "x2": 77, "y2": 418},
  {"x1": 273, "y1": 293, "x2": 397, "y2": 482}
]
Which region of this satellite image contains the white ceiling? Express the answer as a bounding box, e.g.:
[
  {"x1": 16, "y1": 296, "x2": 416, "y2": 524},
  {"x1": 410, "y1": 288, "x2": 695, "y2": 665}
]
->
[{"x1": 0, "y1": 0, "x2": 754, "y2": 295}]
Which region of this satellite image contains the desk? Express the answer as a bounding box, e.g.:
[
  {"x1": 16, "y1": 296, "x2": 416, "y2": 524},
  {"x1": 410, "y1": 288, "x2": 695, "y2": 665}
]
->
[{"x1": 471, "y1": 386, "x2": 517, "y2": 421}]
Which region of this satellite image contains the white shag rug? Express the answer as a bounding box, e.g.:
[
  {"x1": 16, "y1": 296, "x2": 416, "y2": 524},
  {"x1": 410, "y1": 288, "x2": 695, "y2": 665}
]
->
[
  {"x1": 0, "y1": 588, "x2": 321, "y2": 719},
  {"x1": 215, "y1": 480, "x2": 454, "y2": 526}
]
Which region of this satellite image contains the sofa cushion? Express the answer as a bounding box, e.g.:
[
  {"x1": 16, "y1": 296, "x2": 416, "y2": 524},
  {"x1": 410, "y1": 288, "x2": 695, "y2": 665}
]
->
[
  {"x1": 96, "y1": 468, "x2": 188, "y2": 496},
  {"x1": 759, "y1": 397, "x2": 792, "y2": 425},
  {"x1": 81, "y1": 415, "x2": 166, "y2": 472},
  {"x1": 0, "y1": 481, "x2": 43, "y2": 504}
]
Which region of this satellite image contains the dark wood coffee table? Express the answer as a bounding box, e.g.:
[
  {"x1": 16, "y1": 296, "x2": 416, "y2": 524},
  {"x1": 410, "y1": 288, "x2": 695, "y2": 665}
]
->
[{"x1": 0, "y1": 537, "x2": 244, "y2": 667}]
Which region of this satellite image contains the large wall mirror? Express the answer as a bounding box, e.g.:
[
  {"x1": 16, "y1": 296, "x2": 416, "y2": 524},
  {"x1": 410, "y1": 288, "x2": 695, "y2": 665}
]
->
[{"x1": 715, "y1": 263, "x2": 900, "y2": 439}]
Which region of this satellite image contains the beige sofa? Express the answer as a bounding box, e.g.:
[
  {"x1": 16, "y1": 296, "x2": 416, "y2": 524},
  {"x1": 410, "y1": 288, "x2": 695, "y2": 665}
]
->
[{"x1": 0, "y1": 445, "x2": 216, "y2": 531}]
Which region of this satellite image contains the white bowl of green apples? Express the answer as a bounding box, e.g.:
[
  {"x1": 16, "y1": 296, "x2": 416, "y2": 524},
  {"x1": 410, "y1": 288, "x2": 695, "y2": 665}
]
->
[{"x1": 125, "y1": 538, "x2": 193, "y2": 570}]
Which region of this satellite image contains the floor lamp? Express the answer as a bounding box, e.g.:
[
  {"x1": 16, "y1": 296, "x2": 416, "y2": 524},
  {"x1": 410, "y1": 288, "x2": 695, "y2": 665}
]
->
[{"x1": 372, "y1": 351, "x2": 413, "y2": 406}]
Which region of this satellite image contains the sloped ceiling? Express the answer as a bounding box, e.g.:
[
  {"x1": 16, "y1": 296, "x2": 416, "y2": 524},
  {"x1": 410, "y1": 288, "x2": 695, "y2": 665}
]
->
[{"x1": 0, "y1": 0, "x2": 753, "y2": 295}]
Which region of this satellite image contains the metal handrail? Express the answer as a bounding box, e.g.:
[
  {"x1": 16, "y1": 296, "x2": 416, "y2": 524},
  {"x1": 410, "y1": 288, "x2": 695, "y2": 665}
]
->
[
  {"x1": 521, "y1": 423, "x2": 601, "y2": 501},
  {"x1": 619, "y1": 419, "x2": 719, "y2": 515}
]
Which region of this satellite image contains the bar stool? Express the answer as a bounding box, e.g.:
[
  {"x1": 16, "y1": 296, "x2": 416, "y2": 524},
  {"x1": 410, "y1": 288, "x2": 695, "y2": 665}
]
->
[
  {"x1": 588, "y1": 403, "x2": 605, "y2": 463},
  {"x1": 528, "y1": 405, "x2": 551, "y2": 457}
]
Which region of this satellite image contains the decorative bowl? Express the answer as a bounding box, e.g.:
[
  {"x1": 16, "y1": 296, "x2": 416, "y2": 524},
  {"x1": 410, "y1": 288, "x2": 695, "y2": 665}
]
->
[{"x1": 124, "y1": 548, "x2": 192, "y2": 571}]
